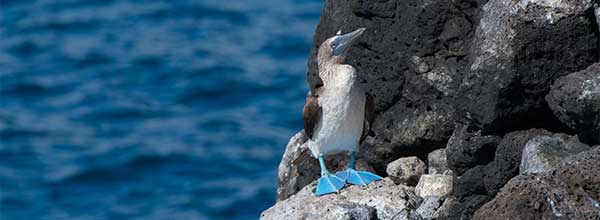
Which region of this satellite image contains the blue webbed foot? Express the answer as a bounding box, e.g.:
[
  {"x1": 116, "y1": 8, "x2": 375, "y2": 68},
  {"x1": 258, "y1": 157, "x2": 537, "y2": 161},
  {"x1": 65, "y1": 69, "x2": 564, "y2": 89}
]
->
[
  {"x1": 336, "y1": 168, "x2": 382, "y2": 186},
  {"x1": 315, "y1": 173, "x2": 345, "y2": 196}
]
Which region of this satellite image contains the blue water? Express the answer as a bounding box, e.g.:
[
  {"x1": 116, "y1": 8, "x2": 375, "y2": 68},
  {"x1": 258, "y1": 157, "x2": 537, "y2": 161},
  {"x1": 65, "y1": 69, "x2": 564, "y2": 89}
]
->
[{"x1": 0, "y1": 0, "x2": 322, "y2": 219}]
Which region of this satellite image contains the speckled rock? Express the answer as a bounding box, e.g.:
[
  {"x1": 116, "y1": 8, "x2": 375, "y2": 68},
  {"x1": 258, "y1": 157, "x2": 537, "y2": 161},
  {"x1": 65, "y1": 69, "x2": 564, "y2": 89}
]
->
[
  {"x1": 472, "y1": 147, "x2": 600, "y2": 220},
  {"x1": 322, "y1": 203, "x2": 378, "y2": 220},
  {"x1": 427, "y1": 148, "x2": 450, "y2": 175},
  {"x1": 546, "y1": 63, "x2": 600, "y2": 144},
  {"x1": 386, "y1": 156, "x2": 426, "y2": 186},
  {"x1": 416, "y1": 196, "x2": 443, "y2": 220},
  {"x1": 262, "y1": 178, "x2": 422, "y2": 220},
  {"x1": 415, "y1": 174, "x2": 453, "y2": 198},
  {"x1": 520, "y1": 134, "x2": 591, "y2": 174}
]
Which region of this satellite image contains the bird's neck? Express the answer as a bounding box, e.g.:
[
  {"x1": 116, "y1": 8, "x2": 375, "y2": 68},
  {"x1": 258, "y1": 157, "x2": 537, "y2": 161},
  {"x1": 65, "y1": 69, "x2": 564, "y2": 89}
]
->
[{"x1": 319, "y1": 63, "x2": 356, "y2": 90}]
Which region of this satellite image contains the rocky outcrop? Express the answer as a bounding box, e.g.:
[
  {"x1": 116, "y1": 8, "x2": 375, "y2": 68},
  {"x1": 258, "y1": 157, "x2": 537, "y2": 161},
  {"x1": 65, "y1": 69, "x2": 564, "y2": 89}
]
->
[
  {"x1": 268, "y1": 0, "x2": 600, "y2": 218},
  {"x1": 546, "y1": 63, "x2": 600, "y2": 144},
  {"x1": 472, "y1": 147, "x2": 600, "y2": 220},
  {"x1": 262, "y1": 178, "x2": 422, "y2": 220}
]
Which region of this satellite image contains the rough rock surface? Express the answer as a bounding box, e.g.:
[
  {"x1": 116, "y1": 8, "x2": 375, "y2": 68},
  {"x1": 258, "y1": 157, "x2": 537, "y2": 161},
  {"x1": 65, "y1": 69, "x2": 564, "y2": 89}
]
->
[
  {"x1": 450, "y1": 129, "x2": 553, "y2": 218},
  {"x1": 415, "y1": 174, "x2": 453, "y2": 198},
  {"x1": 456, "y1": 0, "x2": 597, "y2": 133},
  {"x1": 446, "y1": 124, "x2": 501, "y2": 175},
  {"x1": 472, "y1": 147, "x2": 600, "y2": 220},
  {"x1": 322, "y1": 203, "x2": 378, "y2": 220},
  {"x1": 446, "y1": 195, "x2": 491, "y2": 220},
  {"x1": 270, "y1": 0, "x2": 600, "y2": 218},
  {"x1": 386, "y1": 156, "x2": 426, "y2": 185},
  {"x1": 482, "y1": 129, "x2": 552, "y2": 195},
  {"x1": 547, "y1": 63, "x2": 600, "y2": 144},
  {"x1": 262, "y1": 178, "x2": 422, "y2": 220},
  {"x1": 427, "y1": 148, "x2": 450, "y2": 175},
  {"x1": 520, "y1": 134, "x2": 591, "y2": 174},
  {"x1": 308, "y1": 0, "x2": 491, "y2": 171},
  {"x1": 433, "y1": 197, "x2": 458, "y2": 220},
  {"x1": 416, "y1": 197, "x2": 442, "y2": 220},
  {"x1": 453, "y1": 165, "x2": 487, "y2": 200},
  {"x1": 277, "y1": 131, "x2": 374, "y2": 201}
]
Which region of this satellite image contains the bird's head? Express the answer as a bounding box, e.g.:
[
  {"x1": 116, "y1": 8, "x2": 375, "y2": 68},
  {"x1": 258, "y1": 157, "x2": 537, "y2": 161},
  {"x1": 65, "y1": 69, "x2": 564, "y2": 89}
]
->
[{"x1": 317, "y1": 28, "x2": 366, "y2": 66}]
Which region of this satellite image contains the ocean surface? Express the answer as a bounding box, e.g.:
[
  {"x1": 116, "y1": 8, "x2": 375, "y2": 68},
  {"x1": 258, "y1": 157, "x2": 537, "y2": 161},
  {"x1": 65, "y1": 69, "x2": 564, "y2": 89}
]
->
[{"x1": 0, "y1": 0, "x2": 322, "y2": 219}]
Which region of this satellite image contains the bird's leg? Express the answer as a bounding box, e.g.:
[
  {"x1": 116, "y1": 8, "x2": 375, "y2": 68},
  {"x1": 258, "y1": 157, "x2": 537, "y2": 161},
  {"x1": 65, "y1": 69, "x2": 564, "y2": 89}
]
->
[
  {"x1": 319, "y1": 155, "x2": 329, "y2": 176},
  {"x1": 314, "y1": 154, "x2": 345, "y2": 196},
  {"x1": 336, "y1": 151, "x2": 382, "y2": 186},
  {"x1": 348, "y1": 151, "x2": 356, "y2": 169}
]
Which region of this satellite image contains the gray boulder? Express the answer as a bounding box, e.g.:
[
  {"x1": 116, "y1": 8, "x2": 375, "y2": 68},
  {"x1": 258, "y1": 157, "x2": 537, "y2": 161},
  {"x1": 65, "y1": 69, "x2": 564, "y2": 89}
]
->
[
  {"x1": 546, "y1": 63, "x2": 600, "y2": 144},
  {"x1": 386, "y1": 156, "x2": 427, "y2": 185},
  {"x1": 472, "y1": 147, "x2": 600, "y2": 220},
  {"x1": 520, "y1": 134, "x2": 591, "y2": 174},
  {"x1": 262, "y1": 178, "x2": 422, "y2": 220},
  {"x1": 427, "y1": 148, "x2": 450, "y2": 175},
  {"x1": 415, "y1": 174, "x2": 453, "y2": 198},
  {"x1": 276, "y1": 131, "x2": 314, "y2": 201}
]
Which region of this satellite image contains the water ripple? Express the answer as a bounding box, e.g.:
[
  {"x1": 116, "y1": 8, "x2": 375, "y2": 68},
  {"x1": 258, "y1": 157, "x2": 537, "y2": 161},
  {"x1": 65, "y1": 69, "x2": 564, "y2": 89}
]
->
[{"x1": 0, "y1": 0, "x2": 320, "y2": 219}]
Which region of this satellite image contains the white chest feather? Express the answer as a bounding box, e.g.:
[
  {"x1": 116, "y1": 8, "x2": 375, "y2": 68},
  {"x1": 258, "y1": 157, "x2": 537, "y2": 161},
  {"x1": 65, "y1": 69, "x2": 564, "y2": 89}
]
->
[{"x1": 308, "y1": 65, "x2": 366, "y2": 156}]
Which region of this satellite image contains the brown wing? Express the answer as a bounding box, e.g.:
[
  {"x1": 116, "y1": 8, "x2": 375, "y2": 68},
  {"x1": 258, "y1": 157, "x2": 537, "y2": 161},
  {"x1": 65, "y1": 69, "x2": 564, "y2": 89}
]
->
[
  {"x1": 360, "y1": 93, "x2": 376, "y2": 142},
  {"x1": 303, "y1": 92, "x2": 322, "y2": 140}
]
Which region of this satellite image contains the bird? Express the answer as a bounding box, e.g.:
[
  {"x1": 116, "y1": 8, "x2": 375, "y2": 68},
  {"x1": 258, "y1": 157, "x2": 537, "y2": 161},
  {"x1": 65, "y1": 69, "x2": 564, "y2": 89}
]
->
[{"x1": 303, "y1": 27, "x2": 382, "y2": 196}]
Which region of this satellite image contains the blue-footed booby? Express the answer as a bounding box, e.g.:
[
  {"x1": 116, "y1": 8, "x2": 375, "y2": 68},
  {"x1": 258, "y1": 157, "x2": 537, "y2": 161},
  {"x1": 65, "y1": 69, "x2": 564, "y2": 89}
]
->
[{"x1": 303, "y1": 28, "x2": 382, "y2": 196}]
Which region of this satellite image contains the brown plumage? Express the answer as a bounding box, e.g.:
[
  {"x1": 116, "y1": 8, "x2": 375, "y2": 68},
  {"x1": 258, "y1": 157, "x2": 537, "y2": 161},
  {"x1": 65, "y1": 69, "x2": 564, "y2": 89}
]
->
[{"x1": 303, "y1": 89, "x2": 322, "y2": 140}]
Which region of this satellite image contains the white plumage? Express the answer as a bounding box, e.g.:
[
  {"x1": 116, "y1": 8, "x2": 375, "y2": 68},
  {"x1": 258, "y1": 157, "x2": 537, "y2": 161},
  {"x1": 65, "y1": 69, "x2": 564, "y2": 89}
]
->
[{"x1": 307, "y1": 65, "x2": 365, "y2": 157}]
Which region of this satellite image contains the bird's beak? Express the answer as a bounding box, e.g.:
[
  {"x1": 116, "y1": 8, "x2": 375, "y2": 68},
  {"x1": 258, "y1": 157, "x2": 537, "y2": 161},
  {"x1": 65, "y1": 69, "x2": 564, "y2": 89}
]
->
[{"x1": 332, "y1": 28, "x2": 366, "y2": 56}]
